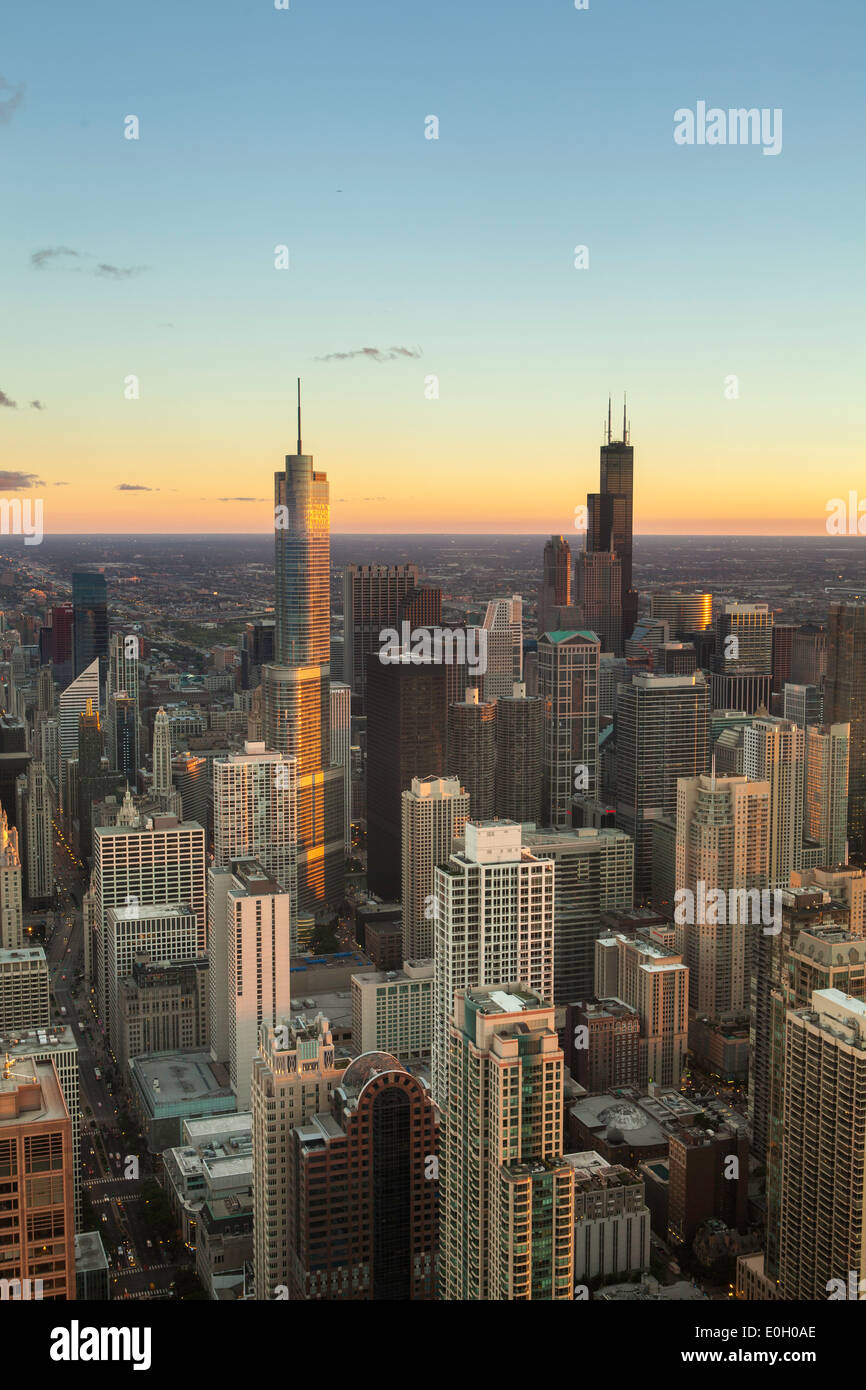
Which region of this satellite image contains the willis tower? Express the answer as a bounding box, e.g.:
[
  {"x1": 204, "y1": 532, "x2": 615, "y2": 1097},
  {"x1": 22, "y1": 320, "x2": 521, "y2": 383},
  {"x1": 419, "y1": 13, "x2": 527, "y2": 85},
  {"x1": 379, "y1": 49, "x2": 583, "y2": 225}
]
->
[
  {"x1": 263, "y1": 383, "x2": 344, "y2": 914},
  {"x1": 575, "y1": 397, "x2": 637, "y2": 653}
]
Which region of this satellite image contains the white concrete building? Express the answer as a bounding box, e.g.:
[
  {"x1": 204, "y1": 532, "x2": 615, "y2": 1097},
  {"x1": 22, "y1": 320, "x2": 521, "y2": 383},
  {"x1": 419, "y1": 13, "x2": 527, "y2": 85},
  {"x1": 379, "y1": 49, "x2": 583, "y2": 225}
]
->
[{"x1": 433, "y1": 820, "x2": 555, "y2": 1108}]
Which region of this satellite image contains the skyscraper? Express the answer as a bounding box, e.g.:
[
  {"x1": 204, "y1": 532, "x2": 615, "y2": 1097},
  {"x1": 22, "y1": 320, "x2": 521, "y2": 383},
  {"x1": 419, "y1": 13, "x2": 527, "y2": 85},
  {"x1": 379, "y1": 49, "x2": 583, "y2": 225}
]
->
[
  {"x1": 208, "y1": 860, "x2": 292, "y2": 1111},
  {"x1": 524, "y1": 825, "x2": 634, "y2": 1003},
  {"x1": 743, "y1": 717, "x2": 805, "y2": 890},
  {"x1": 804, "y1": 723, "x2": 850, "y2": 866},
  {"x1": 329, "y1": 681, "x2": 352, "y2": 855},
  {"x1": 616, "y1": 672, "x2": 710, "y2": 895},
  {"x1": 441, "y1": 985, "x2": 574, "y2": 1301},
  {"x1": 825, "y1": 602, "x2": 866, "y2": 854},
  {"x1": 343, "y1": 563, "x2": 440, "y2": 710},
  {"x1": 711, "y1": 603, "x2": 774, "y2": 713},
  {"x1": 494, "y1": 681, "x2": 543, "y2": 824},
  {"x1": 211, "y1": 743, "x2": 298, "y2": 906},
  {"x1": 432, "y1": 821, "x2": 554, "y2": 1109},
  {"x1": 0, "y1": 807, "x2": 23, "y2": 950},
  {"x1": 538, "y1": 535, "x2": 571, "y2": 637},
  {"x1": 447, "y1": 688, "x2": 497, "y2": 821},
  {"x1": 538, "y1": 629, "x2": 600, "y2": 829},
  {"x1": 58, "y1": 659, "x2": 99, "y2": 811},
  {"x1": 573, "y1": 549, "x2": 622, "y2": 655},
  {"x1": 18, "y1": 761, "x2": 53, "y2": 900},
  {"x1": 151, "y1": 707, "x2": 173, "y2": 803},
  {"x1": 583, "y1": 399, "x2": 637, "y2": 648},
  {"x1": 91, "y1": 814, "x2": 206, "y2": 1036},
  {"x1": 401, "y1": 775, "x2": 469, "y2": 960},
  {"x1": 366, "y1": 658, "x2": 448, "y2": 899},
  {"x1": 777, "y1": 989, "x2": 866, "y2": 1300},
  {"x1": 480, "y1": 596, "x2": 523, "y2": 697},
  {"x1": 263, "y1": 409, "x2": 344, "y2": 912},
  {"x1": 649, "y1": 591, "x2": 713, "y2": 638},
  {"x1": 107, "y1": 631, "x2": 140, "y2": 775},
  {"x1": 72, "y1": 569, "x2": 108, "y2": 682},
  {"x1": 675, "y1": 773, "x2": 770, "y2": 1024}
]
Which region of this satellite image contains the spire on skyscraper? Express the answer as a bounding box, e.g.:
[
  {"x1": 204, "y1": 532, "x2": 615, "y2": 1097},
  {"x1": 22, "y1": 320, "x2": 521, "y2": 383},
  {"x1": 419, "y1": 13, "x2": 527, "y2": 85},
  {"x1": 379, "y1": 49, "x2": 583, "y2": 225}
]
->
[{"x1": 297, "y1": 377, "x2": 302, "y2": 456}]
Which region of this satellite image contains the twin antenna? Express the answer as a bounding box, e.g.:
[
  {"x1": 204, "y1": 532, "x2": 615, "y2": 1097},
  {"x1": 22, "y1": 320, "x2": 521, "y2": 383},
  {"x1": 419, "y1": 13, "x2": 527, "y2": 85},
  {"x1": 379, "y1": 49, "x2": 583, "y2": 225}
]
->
[{"x1": 604, "y1": 394, "x2": 630, "y2": 445}]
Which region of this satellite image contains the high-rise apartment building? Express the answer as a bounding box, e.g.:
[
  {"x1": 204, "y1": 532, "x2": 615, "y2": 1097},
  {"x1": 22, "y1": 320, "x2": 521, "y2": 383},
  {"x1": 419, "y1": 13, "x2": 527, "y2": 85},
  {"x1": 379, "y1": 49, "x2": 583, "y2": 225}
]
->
[
  {"x1": 107, "y1": 631, "x2": 141, "y2": 775},
  {"x1": 442, "y1": 985, "x2": 574, "y2": 1301},
  {"x1": 263, "y1": 432, "x2": 344, "y2": 913},
  {"x1": 524, "y1": 825, "x2": 634, "y2": 1003},
  {"x1": 538, "y1": 629, "x2": 600, "y2": 828},
  {"x1": 538, "y1": 535, "x2": 572, "y2": 637},
  {"x1": 778, "y1": 989, "x2": 866, "y2": 1300},
  {"x1": 675, "y1": 773, "x2": 771, "y2": 1020},
  {"x1": 432, "y1": 821, "x2": 554, "y2": 1108},
  {"x1": 616, "y1": 672, "x2": 710, "y2": 895},
  {"x1": 208, "y1": 860, "x2": 292, "y2": 1111},
  {"x1": 401, "y1": 775, "x2": 469, "y2": 959},
  {"x1": 447, "y1": 688, "x2": 497, "y2": 821},
  {"x1": 494, "y1": 681, "x2": 543, "y2": 823},
  {"x1": 212, "y1": 742, "x2": 298, "y2": 907},
  {"x1": 804, "y1": 723, "x2": 849, "y2": 865},
  {"x1": 825, "y1": 602, "x2": 866, "y2": 854},
  {"x1": 743, "y1": 717, "x2": 805, "y2": 890},
  {"x1": 366, "y1": 659, "x2": 448, "y2": 900},
  {"x1": 0, "y1": 1057, "x2": 76, "y2": 1299}
]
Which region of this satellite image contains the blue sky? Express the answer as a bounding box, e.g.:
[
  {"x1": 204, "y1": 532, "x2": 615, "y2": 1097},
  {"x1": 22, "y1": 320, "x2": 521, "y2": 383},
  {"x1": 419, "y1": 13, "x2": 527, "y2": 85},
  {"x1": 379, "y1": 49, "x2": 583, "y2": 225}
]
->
[{"x1": 2, "y1": 0, "x2": 864, "y2": 532}]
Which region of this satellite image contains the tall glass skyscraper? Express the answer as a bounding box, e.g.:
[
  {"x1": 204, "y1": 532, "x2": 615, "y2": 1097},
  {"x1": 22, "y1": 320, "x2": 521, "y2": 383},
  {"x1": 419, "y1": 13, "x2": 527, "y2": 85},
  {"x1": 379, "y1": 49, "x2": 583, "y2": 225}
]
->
[
  {"x1": 264, "y1": 408, "x2": 344, "y2": 913},
  {"x1": 72, "y1": 569, "x2": 108, "y2": 681}
]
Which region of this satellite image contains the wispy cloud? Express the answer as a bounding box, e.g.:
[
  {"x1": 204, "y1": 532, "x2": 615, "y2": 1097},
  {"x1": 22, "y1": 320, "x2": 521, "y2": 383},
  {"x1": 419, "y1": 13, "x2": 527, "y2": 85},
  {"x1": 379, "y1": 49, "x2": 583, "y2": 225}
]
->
[
  {"x1": 31, "y1": 247, "x2": 148, "y2": 278},
  {"x1": 96, "y1": 263, "x2": 147, "y2": 280},
  {"x1": 217, "y1": 497, "x2": 265, "y2": 502},
  {"x1": 315, "y1": 345, "x2": 423, "y2": 364},
  {"x1": 53, "y1": 481, "x2": 69, "y2": 487},
  {"x1": 0, "y1": 389, "x2": 17, "y2": 409},
  {"x1": 116, "y1": 483, "x2": 157, "y2": 492},
  {"x1": 29, "y1": 400, "x2": 45, "y2": 410},
  {"x1": 31, "y1": 247, "x2": 81, "y2": 269},
  {"x1": 0, "y1": 471, "x2": 43, "y2": 489},
  {"x1": 0, "y1": 75, "x2": 25, "y2": 125}
]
